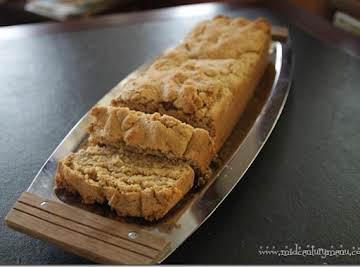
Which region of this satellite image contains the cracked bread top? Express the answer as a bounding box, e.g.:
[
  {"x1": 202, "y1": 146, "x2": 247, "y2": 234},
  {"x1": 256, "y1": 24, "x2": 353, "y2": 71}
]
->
[
  {"x1": 88, "y1": 106, "x2": 214, "y2": 173},
  {"x1": 113, "y1": 55, "x2": 262, "y2": 120},
  {"x1": 160, "y1": 15, "x2": 270, "y2": 61},
  {"x1": 56, "y1": 145, "x2": 194, "y2": 220}
]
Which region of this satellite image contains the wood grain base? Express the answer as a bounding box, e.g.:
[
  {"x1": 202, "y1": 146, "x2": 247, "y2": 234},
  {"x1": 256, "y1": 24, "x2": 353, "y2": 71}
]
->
[{"x1": 5, "y1": 192, "x2": 170, "y2": 264}]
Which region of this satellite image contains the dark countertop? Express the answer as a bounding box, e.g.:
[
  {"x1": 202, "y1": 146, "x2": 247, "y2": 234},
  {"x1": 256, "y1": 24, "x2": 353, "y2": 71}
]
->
[{"x1": 1, "y1": 2, "x2": 359, "y2": 264}]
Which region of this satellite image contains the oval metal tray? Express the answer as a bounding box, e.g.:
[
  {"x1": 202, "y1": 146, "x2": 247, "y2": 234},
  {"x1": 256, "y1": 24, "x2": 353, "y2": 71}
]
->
[{"x1": 12, "y1": 40, "x2": 293, "y2": 263}]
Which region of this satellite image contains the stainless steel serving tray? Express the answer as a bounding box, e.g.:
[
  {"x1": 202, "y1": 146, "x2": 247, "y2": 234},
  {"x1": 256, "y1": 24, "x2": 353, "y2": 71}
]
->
[{"x1": 7, "y1": 40, "x2": 293, "y2": 264}]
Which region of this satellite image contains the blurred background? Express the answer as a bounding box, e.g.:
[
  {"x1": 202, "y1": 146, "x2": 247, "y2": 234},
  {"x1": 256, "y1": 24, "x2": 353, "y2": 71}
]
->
[{"x1": 0, "y1": 0, "x2": 359, "y2": 37}]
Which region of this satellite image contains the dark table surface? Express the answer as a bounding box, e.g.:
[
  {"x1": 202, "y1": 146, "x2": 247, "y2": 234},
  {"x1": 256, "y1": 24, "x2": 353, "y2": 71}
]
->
[{"x1": 1, "y1": 2, "x2": 360, "y2": 265}]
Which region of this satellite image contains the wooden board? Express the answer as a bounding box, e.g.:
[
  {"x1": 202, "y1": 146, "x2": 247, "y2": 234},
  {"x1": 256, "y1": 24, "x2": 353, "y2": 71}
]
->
[{"x1": 5, "y1": 192, "x2": 170, "y2": 264}]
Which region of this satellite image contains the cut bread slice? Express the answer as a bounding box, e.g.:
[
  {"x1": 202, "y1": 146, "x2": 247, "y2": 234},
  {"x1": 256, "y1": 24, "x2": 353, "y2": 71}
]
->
[
  {"x1": 88, "y1": 106, "x2": 215, "y2": 174},
  {"x1": 55, "y1": 145, "x2": 194, "y2": 221}
]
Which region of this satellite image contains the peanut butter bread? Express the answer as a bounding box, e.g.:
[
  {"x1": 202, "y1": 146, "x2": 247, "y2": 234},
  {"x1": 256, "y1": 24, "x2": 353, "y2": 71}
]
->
[
  {"x1": 56, "y1": 16, "x2": 271, "y2": 220},
  {"x1": 112, "y1": 16, "x2": 271, "y2": 151},
  {"x1": 55, "y1": 145, "x2": 194, "y2": 221},
  {"x1": 88, "y1": 106, "x2": 215, "y2": 173}
]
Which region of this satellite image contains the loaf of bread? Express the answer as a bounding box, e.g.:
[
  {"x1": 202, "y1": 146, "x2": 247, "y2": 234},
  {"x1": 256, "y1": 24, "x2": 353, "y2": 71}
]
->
[
  {"x1": 55, "y1": 145, "x2": 194, "y2": 221},
  {"x1": 112, "y1": 16, "x2": 271, "y2": 151},
  {"x1": 88, "y1": 106, "x2": 215, "y2": 174},
  {"x1": 55, "y1": 16, "x2": 271, "y2": 220}
]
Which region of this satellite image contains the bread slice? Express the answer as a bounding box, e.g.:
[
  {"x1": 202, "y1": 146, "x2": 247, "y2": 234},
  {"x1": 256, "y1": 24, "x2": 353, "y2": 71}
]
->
[
  {"x1": 111, "y1": 16, "x2": 271, "y2": 151},
  {"x1": 55, "y1": 145, "x2": 194, "y2": 221},
  {"x1": 88, "y1": 106, "x2": 215, "y2": 174}
]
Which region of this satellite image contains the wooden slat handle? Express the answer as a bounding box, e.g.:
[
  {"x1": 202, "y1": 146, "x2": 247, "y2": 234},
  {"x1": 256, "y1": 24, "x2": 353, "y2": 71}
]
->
[{"x1": 5, "y1": 192, "x2": 170, "y2": 264}]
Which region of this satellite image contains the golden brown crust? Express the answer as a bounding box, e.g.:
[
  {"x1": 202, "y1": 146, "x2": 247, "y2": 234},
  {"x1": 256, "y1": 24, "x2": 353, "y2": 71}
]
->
[
  {"x1": 112, "y1": 16, "x2": 271, "y2": 151},
  {"x1": 181, "y1": 16, "x2": 270, "y2": 59},
  {"x1": 88, "y1": 106, "x2": 215, "y2": 173},
  {"x1": 55, "y1": 145, "x2": 194, "y2": 221},
  {"x1": 208, "y1": 43, "x2": 270, "y2": 149}
]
